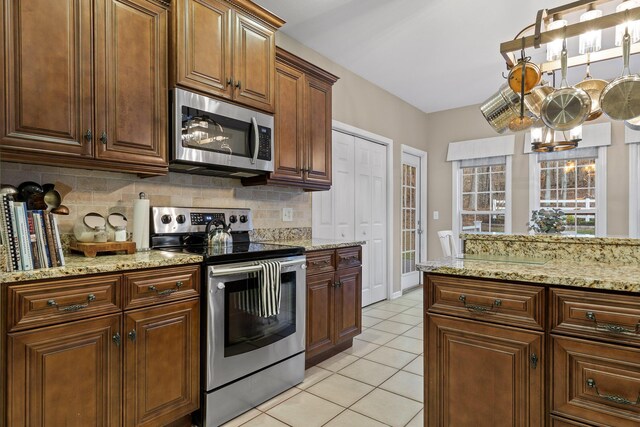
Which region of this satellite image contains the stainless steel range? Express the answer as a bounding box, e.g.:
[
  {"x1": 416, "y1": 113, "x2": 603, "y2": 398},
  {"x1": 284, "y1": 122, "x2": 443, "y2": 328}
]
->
[{"x1": 150, "y1": 207, "x2": 306, "y2": 427}]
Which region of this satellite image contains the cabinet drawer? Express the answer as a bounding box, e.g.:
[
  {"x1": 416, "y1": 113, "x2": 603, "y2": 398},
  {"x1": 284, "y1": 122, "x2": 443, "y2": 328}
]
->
[
  {"x1": 552, "y1": 288, "x2": 640, "y2": 346},
  {"x1": 7, "y1": 275, "x2": 122, "y2": 332},
  {"x1": 336, "y1": 246, "x2": 361, "y2": 270},
  {"x1": 550, "y1": 415, "x2": 592, "y2": 426},
  {"x1": 551, "y1": 335, "x2": 640, "y2": 427},
  {"x1": 306, "y1": 250, "x2": 335, "y2": 274},
  {"x1": 123, "y1": 265, "x2": 200, "y2": 309},
  {"x1": 427, "y1": 275, "x2": 545, "y2": 330}
]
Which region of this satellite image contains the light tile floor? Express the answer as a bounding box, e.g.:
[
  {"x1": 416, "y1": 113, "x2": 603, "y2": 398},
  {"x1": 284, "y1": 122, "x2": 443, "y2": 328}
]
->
[{"x1": 222, "y1": 288, "x2": 424, "y2": 427}]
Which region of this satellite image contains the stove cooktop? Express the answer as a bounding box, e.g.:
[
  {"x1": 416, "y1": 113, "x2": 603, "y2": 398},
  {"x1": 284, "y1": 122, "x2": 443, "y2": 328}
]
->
[{"x1": 157, "y1": 241, "x2": 304, "y2": 265}]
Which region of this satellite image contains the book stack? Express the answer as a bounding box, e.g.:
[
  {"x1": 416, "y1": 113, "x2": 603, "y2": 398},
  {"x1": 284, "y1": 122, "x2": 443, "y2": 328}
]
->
[{"x1": 0, "y1": 195, "x2": 66, "y2": 272}]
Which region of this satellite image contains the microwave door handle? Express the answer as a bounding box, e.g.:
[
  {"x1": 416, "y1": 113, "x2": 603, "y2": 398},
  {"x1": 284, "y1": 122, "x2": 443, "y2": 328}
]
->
[{"x1": 250, "y1": 117, "x2": 259, "y2": 165}]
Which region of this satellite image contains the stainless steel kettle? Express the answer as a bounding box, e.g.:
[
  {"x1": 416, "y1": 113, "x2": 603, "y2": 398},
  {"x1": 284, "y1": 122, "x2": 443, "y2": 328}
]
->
[{"x1": 206, "y1": 219, "x2": 232, "y2": 252}]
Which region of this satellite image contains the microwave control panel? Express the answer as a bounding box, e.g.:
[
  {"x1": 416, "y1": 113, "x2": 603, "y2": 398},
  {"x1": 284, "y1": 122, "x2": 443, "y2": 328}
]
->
[{"x1": 257, "y1": 126, "x2": 271, "y2": 161}]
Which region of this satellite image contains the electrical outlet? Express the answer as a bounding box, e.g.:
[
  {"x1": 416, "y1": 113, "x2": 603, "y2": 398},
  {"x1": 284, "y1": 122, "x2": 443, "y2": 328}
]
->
[
  {"x1": 282, "y1": 208, "x2": 293, "y2": 222},
  {"x1": 433, "y1": 211, "x2": 439, "y2": 220}
]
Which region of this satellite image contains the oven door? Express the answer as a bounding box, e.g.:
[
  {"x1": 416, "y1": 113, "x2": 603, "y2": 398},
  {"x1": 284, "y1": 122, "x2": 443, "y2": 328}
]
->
[
  {"x1": 206, "y1": 255, "x2": 306, "y2": 390},
  {"x1": 172, "y1": 88, "x2": 274, "y2": 174}
]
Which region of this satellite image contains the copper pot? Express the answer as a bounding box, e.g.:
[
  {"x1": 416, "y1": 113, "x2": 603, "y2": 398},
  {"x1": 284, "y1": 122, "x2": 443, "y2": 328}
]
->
[{"x1": 508, "y1": 60, "x2": 541, "y2": 94}]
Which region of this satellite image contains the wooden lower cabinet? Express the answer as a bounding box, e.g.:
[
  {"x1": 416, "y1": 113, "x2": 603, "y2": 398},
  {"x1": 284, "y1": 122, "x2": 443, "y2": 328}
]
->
[
  {"x1": 7, "y1": 315, "x2": 122, "y2": 427},
  {"x1": 124, "y1": 299, "x2": 199, "y2": 427},
  {"x1": 426, "y1": 314, "x2": 544, "y2": 427},
  {"x1": 3, "y1": 265, "x2": 200, "y2": 427},
  {"x1": 306, "y1": 247, "x2": 362, "y2": 367},
  {"x1": 425, "y1": 273, "x2": 640, "y2": 427}
]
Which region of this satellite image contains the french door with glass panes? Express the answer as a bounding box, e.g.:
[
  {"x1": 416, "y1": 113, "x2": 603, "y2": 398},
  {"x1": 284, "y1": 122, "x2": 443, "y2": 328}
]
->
[{"x1": 401, "y1": 151, "x2": 423, "y2": 289}]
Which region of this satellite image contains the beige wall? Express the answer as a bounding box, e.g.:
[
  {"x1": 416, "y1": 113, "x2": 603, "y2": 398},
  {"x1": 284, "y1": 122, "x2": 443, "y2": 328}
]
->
[
  {"x1": 424, "y1": 106, "x2": 631, "y2": 257},
  {"x1": 275, "y1": 33, "x2": 431, "y2": 294}
]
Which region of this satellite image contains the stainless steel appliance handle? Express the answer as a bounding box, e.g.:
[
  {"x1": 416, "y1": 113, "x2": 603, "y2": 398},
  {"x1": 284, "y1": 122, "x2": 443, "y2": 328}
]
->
[
  {"x1": 250, "y1": 117, "x2": 259, "y2": 165},
  {"x1": 210, "y1": 258, "x2": 305, "y2": 277}
]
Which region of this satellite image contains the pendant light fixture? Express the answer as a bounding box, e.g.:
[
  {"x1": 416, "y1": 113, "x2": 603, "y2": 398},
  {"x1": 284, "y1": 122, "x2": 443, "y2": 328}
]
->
[
  {"x1": 546, "y1": 15, "x2": 568, "y2": 61},
  {"x1": 579, "y1": 5, "x2": 603, "y2": 54},
  {"x1": 615, "y1": 0, "x2": 640, "y2": 45}
]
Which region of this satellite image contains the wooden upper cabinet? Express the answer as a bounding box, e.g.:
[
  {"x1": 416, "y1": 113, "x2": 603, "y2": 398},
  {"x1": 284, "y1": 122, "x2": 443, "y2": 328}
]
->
[
  {"x1": 97, "y1": 0, "x2": 168, "y2": 166},
  {"x1": 172, "y1": 0, "x2": 282, "y2": 112},
  {"x1": 0, "y1": 0, "x2": 170, "y2": 176},
  {"x1": 232, "y1": 10, "x2": 275, "y2": 111},
  {"x1": 1, "y1": 0, "x2": 93, "y2": 157},
  {"x1": 242, "y1": 48, "x2": 338, "y2": 190},
  {"x1": 304, "y1": 76, "x2": 332, "y2": 187},
  {"x1": 174, "y1": 0, "x2": 233, "y2": 99},
  {"x1": 271, "y1": 60, "x2": 305, "y2": 182},
  {"x1": 7, "y1": 315, "x2": 122, "y2": 427}
]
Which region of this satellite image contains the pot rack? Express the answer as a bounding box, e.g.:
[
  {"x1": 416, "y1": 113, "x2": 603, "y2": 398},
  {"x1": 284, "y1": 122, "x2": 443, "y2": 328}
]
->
[{"x1": 500, "y1": 0, "x2": 640, "y2": 72}]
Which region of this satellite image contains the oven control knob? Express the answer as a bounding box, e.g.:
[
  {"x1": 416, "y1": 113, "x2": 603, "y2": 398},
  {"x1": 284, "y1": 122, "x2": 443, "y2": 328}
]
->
[
  {"x1": 176, "y1": 214, "x2": 186, "y2": 224},
  {"x1": 217, "y1": 282, "x2": 225, "y2": 290},
  {"x1": 228, "y1": 215, "x2": 237, "y2": 224},
  {"x1": 161, "y1": 214, "x2": 172, "y2": 224},
  {"x1": 239, "y1": 215, "x2": 248, "y2": 223}
]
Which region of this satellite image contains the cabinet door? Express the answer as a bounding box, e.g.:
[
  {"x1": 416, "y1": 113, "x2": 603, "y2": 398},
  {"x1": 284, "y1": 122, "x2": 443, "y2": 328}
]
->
[
  {"x1": 427, "y1": 314, "x2": 544, "y2": 427},
  {"x1": 96, "y1": 0, "x2": 168, "y2": 167},
  {"x1": 271, "y1": 60, "x2": 305, "y2": 183},
  {"x1": 1, "y1": 0, "x2": 93, "y2": 157},
  {"x1": 304, "y1": 75, "x2": 332, "y2": 188},
  {"x1": 174, "y1": 0, "x2": 233, "y2": 99},
  {"x1": 7, "y1": 315, "x2": 122, "y2": 427},
  {"x1": 306, "y1": 272, "x2": 335, "y2": 359},
  {"x1": 124, "y1": 299, "x2": 199, "y2": 427},
  {"x1": 232, "y1": 10, "x2": 275, "y2": 112},
  {"x1": 334, "y1": 267, "x2": 362, "y2": 343}
]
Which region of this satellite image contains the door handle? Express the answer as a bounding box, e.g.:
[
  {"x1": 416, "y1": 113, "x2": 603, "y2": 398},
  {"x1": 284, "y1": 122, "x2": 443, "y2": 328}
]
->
[
  {"x1": 250, "y1": 117, "x2": 259, "y2": 165},
  {"x1": 235, "y1": 80, "x2": 242, "y2": 89}
]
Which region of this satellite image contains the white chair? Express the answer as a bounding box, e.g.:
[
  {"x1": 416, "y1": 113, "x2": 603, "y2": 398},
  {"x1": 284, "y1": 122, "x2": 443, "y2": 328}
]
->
[{"x1": 438, "y1": 230, "x2": 459, "y2": 257}]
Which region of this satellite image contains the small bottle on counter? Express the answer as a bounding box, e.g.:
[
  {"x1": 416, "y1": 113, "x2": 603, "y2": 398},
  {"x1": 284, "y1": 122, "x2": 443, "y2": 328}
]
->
[
  {"x1": 94, "y1": 226, "x2": 108, "y2": 243},
  {"x1": 114, "y1": 226, "x2": 127, "y2": 242}
]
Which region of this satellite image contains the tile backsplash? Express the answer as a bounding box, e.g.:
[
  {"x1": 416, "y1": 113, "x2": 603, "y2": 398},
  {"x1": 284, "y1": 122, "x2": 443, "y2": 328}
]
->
[{"x1": 0, "y1": 162, "x2": 311, "y2": 235}]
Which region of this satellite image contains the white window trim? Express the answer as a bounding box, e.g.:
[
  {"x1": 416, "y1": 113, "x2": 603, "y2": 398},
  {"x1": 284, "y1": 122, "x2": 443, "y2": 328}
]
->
[
  {"x1": 630, "y1": 143, "x2": 640, "y2": 238},
  {"x1": 528, "y1": 147, "x2": 607, "y2": 237},
  {"x1": 452, "y1": 156, "x2": 513, "y2": 246}
]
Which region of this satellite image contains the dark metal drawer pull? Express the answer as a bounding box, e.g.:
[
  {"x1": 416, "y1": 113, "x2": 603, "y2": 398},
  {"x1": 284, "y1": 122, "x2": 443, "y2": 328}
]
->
[
  {"x1": 585, "y1": 311, "x2": 640, "y2": 334},
  {"x1": 530, "y1": 353, "x2": 538, "y2": 370},
  {"x1": 341, "y1": 255, "x2": 359, "y2": 262},
  {"x1": 332, "y1": 280, "x2": 343, "y2": 288},
  {"x1": 310, "y1": 259, "x2": 331, "y2": 266},
  {"x1": 586, "y1": 378, "x2": 640, "y2": 405},
  {"x1": 148, "y1": 281, "x2": 183, "y2": 296},
  {"x1": 458, "y1": 294, "x2": 502, "y2": 314},
  {"x1": 112, "y1": 332, "x2": 121, "y2": 347},
  {"x1": 47, "y1": 294, "x2": 96, "y2": 312}
]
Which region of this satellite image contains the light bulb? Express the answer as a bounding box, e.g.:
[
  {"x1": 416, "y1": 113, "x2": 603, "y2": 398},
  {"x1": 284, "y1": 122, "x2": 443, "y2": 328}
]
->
[
  {"x1": 531, "y1": 125, "x2": 544, "y2": 144},
  {"x1": 569, "y1": 125, "x2": 583, "y2": 142},
  {"x1": 546, "y1": 19, "x2": 567, "y2": 61},
  {"x1": 579, "y1": 8, "x2": 603, "y2": 54},
  {"x1": 615, "y1": 0, "x2": 640, "y2": 46}
]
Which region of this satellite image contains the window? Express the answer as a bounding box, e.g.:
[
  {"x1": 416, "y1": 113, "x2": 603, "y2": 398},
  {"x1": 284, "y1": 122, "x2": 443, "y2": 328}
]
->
[
  {"x1": 453, "y1": 156, "x2": 512, "y2": 236},
  {"x1": 529, "y1": 147, "x2": 606, "y2": 236}
]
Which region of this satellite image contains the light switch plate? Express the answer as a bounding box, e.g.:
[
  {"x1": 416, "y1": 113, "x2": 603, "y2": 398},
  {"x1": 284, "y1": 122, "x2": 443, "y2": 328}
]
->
[
  {"x1": 282, "y1": 208, "x2": 293, "y2": 222},
  {"x1": 433, "y1": 211, "x2": 439, "y2": 220}
]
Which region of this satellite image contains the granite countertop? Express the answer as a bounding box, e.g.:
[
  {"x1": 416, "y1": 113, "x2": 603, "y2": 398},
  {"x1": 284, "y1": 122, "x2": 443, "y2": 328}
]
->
[
  {"x1": 461, "y1": 233, "x2": 640, "y2": 246},
  {"x1": 417, "y1": 256, "x2": 640, "y2": 293},
  {"x1": 266, "y1": 238, "x2": 366, "y2": 251},
  {"x1": 1, "y1": 251, "x2": 203, "y2": 284}
]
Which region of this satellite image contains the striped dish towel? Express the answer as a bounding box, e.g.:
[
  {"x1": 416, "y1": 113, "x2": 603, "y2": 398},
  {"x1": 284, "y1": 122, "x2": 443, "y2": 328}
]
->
[{"x1": 237, "y1": 260, "x2": 282, "y2": 318}]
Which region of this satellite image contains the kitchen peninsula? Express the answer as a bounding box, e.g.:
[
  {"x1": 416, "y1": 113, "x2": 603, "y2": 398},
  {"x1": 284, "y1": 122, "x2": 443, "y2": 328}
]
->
[{"x1": 419, "y1": 234, "x2": 640, "y2": 427}]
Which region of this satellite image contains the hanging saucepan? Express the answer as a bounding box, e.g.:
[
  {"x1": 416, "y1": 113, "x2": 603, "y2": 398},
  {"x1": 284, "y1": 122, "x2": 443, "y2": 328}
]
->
[
  {"x1": 626, "y1": 116, "x2": 640, "y2": 131},
  {"x1": 540, "y1": 42, "x2": 591, "y2": 131},
  {"x1": 524, "y1": 83, "x2": 554, "y2": 118},
  {"x1": 574, "y1": 59, "x2": 608, "y2": 121},
  {"x1": 480, "y1": 83, "x2": 521, "y2": 134},
  {"x1": 508, "y1": 59, "x2": 541, "y2": 95},
  {"x1": 600, "y1": 31, "x2": 640, "y2": 121},
  {"x1": 508, "y1": 53, "x2": 535, "y2": 132}
]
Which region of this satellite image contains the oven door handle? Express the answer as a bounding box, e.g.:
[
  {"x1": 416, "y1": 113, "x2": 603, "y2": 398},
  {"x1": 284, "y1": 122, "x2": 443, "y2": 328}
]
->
[
  {"x1": 209, "y1": 258, "x2": 305, "y2": 277},
  {"x1": 250, "y1": 117, "x2": 259, "y2": 165}
]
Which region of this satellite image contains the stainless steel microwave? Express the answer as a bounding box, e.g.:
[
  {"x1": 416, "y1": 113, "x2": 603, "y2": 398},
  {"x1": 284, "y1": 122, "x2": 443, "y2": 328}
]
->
[{"x1": 170, "y1": 88, "x2": 274, "y2": 177}]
